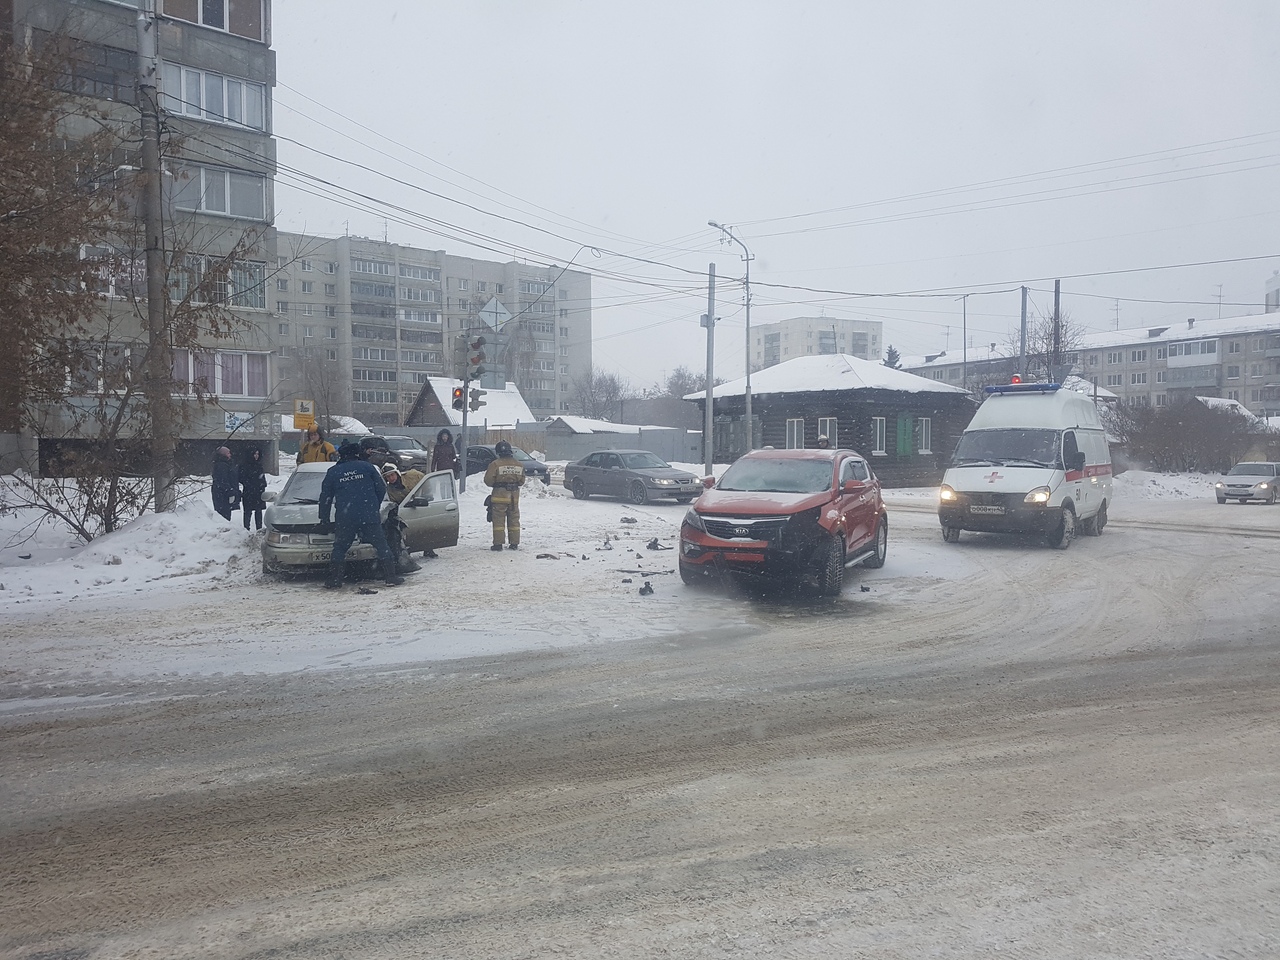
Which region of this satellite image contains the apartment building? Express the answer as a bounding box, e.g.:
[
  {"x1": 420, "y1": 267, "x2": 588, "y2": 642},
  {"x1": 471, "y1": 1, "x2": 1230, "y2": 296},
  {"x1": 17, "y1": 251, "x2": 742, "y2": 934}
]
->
[
  {"x1": 1266, "y1": 270, "x2": 1279, "y2": 313},
  {"x1": 903, "y1": 312, "x2": 1280, "y2": 417},
  {"x1": 5, "y1": 0, "x2": 279, "y2": 469},
  {"x1": 274, "y1": 232, "x2": 593, "y2": 427},
  {"x1": 752, "y1": 316, "x2": 883, "y2": 370}
]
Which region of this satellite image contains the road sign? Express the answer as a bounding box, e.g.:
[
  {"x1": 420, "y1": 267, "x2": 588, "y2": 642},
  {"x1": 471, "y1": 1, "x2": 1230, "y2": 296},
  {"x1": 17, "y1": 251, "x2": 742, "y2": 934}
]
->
[{"x1": 292, "y1": 398, "x2": 316, "y2": 430}]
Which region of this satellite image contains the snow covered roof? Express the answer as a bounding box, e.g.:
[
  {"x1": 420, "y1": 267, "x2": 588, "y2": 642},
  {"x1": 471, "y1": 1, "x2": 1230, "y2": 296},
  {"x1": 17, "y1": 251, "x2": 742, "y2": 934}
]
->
[
  {"x1": 427, "y1": 377, "x2": 535, "y2": 427},
  {"x1": 1061, "y1": 375, "x2": 1119, "y2": 401},
  {"x1": 1195, "y1": 395, "x2": 1266, "y2": 425},
  {"x1": 545, "y1": 416, "x2": 677, "y2": 435},
  {"x1": 686, "y1": 353, "x2": 970, "y2": 401}
]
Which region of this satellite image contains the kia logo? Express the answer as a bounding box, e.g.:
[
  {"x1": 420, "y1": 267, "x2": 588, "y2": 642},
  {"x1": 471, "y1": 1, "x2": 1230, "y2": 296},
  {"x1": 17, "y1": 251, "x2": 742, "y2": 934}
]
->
[{"x1": 733, "y1": 526, "x2": 750, "y2": 537}]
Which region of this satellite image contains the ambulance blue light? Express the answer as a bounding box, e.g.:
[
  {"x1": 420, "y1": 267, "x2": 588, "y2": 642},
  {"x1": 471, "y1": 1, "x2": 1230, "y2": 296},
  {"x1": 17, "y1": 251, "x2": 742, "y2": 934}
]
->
[{"x1": 984, "y1": 382, "x2": 1062, "y2": 395}]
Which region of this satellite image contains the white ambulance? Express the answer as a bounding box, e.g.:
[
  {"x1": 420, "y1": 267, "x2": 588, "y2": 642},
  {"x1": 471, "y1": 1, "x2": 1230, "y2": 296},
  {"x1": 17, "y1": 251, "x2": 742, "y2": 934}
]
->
[{"x1": 938, "y1": 380, "x2": 1112, "y2": 549}]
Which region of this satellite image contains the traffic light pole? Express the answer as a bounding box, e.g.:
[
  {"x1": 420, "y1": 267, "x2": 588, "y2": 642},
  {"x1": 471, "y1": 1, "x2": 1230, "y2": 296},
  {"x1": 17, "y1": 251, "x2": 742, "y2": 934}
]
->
[{"x1": 458, "y1": 376, "x2": 470, "y2": 494}]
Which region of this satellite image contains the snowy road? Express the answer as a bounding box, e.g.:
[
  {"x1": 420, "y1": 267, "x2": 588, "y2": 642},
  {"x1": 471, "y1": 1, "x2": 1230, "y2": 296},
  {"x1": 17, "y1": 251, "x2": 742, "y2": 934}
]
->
[{"x1": 2, "y1": 479, "x2": 1279, "y2": 958}]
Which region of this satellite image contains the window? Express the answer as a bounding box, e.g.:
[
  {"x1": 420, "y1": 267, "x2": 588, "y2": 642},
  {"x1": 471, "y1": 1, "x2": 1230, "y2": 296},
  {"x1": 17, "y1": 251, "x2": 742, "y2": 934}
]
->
[
  {"x1": 325, "y1": 349, "x2": 337, "y2": 361},
  {"x1": 401, "y1": 287, "x2": 441, "y2": 303},
  {"x1": 353, "y1": 368, "x2": 398, "y2": 382},
  {"x1": 872, "y1": 417, "x2": 886, "y2": 455},
  {"x1": 1229, "y1": 341, "x2": 1242, "y2": 354},
  {"x1": 1156, "y1": 346, "x2": 1167, "y2": 359},
  {"x1": 399, "y1": 264, "x2": 440, "y2": 281},
  {"x1": 302, "y1": 325, "x2": 314, "y2": 339},
  {"x1": 276, "y1": 278, "x2": 288, "y2": 292},
  {"x1": 1156, "y1": 393, "x2": 1167, "y2": 406},
  {"x1": 352, "y1": 390, "x2": 397, "y2": 404},
  {"x1": 300, "y1": 281, "x2": 313, "y2": 294},
  {"x1": 917, "y1": 417, "x2": 932, "y2": 454},
  {"x1": 326, "y1": 327, "x2": 337, "y2": 339},
  {"x1": 1130, "y1": 349, "x2": 1147, "y2": 362},
  {"x1": 454, "y1": 278, "x2": 470, "y2": 291},
  {"x1": 170, "y1": 256, "x2": 266, "y2": 309},
  {"x1": 1156, "y1": 370, "x2": 1166, "y2": 383},
  {"x1": 560, "y1": 346, "x2": 569, "y2": 357},
  {"x1": 161, "y1": 61, "x2": 266, "y2": 129},
  {"x1": 1227, "y1": 365, "x2": 1241, "y2": 379},
  {"x1": 495, "y1": 284, "x2": 504, "y2": 294},
  {"x1": 300, "y1": 259, "x2": 312, "y2": 272},
  {"x1": 519, "y1": 279, "x2": 553, "y2": 295},
  {"x1": 170, "y1": 348, "x2": 268, "y2": 396},
  {"x1": 1227, "y1": 390, "x2": 1240, "y2": 401},
  {"x1": 1107, "y1": 351, "x2": 1122, "y2": 364},
  {"x1": 323, "y1": 262, "x2": 337, "y2": 274},
  {"x1": 818, "y1": 417, "x2": 838, "y2": 447},
  {"x1": 352, "y1": 259, "x2": 394, "y2": 276},
  {"x1": 1106, "y1": 374, "x2": 1123, "y2": 387},
  {"x1": 324, "y1": 306, "x2": 336, "y2": 318},
  {"x1": 351, "y1": 281, "x2": 396, "y2": 299},
  {"x1": 277, "y1": 322, "x2": 288, "y2": 335},
  {"x1": 164, "y1": 0, "x2": 265, "y2": 41},
  {"x1": 785, "y1": 419, "x2": 804, "y2": 449},
  {"x1": 301, "y1": 304, "x2": 312, "y2": 316},
  {"x1": 559, "y1": 309, "x2": 568, "y2": 318},
  {"x1": 171, "y1": 164, "x2": 266, "y2": 220},
  {"x1": 353, "y1": 347, "x2": 396, "y2": 361},
  {"x1": 324, "y1": 284, "x2": 337, "y2": 297},
  {"x1": 276, "y1": 301, "x2": 288, "y2": 313},
  {"x1": 1130, "y1": 372, "x2": 1147, "y2": 385}
]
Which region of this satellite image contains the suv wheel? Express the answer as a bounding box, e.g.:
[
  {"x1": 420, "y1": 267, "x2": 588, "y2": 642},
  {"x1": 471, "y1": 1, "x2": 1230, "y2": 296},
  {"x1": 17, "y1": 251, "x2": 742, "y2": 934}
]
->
[
  {"x1": 942, "y1": 525, "x2": 961, "y2": 543},
  {"x1": 1081, "y1": 500, "x2": 1107, "y2": 536},
  {"x1": 572, "y1": 478, "x2": 588, "y2": 500},
  {"x1": 862, "y1": 517, "x2": 888, "y2": 568},
  {"x1": 679, "y1": 560, "x2": 706, "y2": 587},
  {"x1": 816, "y1": 538, "x2": 844, "y2": 596},
  {"x1": 629, "y1": 480, "x2": 649, "y2": 505}
]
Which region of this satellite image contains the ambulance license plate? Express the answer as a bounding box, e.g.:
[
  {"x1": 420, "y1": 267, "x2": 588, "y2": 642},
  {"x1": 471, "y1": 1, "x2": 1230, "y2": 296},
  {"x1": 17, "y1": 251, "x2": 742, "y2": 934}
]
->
[{"x1": 969, "y1": 504, "x2": 1005, "y2": 515}]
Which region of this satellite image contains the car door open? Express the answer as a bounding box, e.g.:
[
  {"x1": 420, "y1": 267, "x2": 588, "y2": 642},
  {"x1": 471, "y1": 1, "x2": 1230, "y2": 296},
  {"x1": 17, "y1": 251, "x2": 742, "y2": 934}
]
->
[{"x1": 399, "y1": 469, "x2": 460, "y2": 552}]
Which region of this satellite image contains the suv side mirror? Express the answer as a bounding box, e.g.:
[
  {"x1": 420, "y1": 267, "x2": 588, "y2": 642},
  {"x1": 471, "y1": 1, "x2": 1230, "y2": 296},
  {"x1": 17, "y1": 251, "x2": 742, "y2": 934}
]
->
[
  {"x1": 262, "y1": 490, "x2": 276, "y2": 502},
  {"x1": 841, "y1": 479, "x2": 865, "y2": 493}
]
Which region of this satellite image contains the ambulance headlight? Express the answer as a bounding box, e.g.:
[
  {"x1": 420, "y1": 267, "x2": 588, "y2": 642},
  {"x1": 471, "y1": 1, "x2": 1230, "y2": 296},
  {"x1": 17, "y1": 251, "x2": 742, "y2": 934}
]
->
[
  {"x1": 939, "y1": 484, "x2": 957, "y2": 502},
  {"x1": 1024, "y1": 485, "x2": 1052, "y2": 504}
]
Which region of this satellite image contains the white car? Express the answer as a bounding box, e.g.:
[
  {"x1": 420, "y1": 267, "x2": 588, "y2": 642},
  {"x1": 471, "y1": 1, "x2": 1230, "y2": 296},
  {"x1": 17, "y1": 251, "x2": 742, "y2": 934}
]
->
[
  {"x1": 261, "y1": 462, "x2": 459, "y2": 575},
  {"x1": 1215, "y1": 462, "x2": 1280, "y2": 504}
]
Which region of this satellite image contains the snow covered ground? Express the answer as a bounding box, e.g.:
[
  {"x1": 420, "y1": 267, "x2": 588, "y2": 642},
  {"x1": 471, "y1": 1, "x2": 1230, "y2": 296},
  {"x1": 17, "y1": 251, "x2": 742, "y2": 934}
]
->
[{"x1": 0, "y1": 465, "x2": 1262, "y2": 687}]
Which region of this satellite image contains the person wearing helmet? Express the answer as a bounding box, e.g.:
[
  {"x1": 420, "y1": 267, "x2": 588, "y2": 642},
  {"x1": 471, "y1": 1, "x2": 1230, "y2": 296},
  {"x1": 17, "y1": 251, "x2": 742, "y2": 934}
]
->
[
  {"x1": 211, "y1": 445, "x2": 239, "y2": 521},
  {"x1": 816, "y1": 434, "x2": 831, "y2": 449},
  {"x1": 318, "y1": 441, "x2": 403, "y2": 589},
  {"x1": 483, "y1": 439, "x2": 526, "y2": 550}
]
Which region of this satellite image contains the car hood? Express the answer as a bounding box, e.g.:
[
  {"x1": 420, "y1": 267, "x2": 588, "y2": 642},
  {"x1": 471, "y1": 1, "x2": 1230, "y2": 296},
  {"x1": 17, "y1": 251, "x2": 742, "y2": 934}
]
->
[
  {"x1": 633, "y1": 467, "x2": 697, "y2": 481},
  {"x1": 1220, "y1": 473, "x2": 1273, "y2": 482},
  {"x1": 266, "y1": 501, "x2": 389, "y2": 530},
  {"x1": 943, "y1": 464, "x2": 1060, "y2": 494},
  {"x1": 695, "y1": 488, "x2": 831, "y2": 516}
]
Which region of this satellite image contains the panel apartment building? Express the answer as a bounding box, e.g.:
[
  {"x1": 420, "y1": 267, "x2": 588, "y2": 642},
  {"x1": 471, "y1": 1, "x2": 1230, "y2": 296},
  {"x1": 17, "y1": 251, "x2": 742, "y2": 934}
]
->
[
  {"x1": 903, "y1": 311, "x2": 1280, "y2": 418},
  {"x1": 752, "y1": 316, "x2": 883, "y2": 370},
  {"x1": 4, "y1": 0, "x2": 280, "y2": 471},
  {"x1": 273, "y1": 232, "x2": 593, "y2": 427}
]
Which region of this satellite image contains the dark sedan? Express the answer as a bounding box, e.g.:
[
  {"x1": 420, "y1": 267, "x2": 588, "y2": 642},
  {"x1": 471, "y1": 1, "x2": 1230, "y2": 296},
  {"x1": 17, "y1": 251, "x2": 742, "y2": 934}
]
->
[
  {"x1": 464, "y1": 443, "x2": 551, "y2": 484},
  {"x1": 563, "y1": 449, "x2": 702, "y2": 504}
]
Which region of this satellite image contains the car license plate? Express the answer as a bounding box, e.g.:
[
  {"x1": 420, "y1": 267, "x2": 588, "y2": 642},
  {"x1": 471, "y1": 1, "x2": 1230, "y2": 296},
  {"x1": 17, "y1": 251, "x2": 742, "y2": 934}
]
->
[
  {"x1": 969, "y1": 504, "x2": 1005, "y2": 515},
  {"x1": 307, "y1": 550, "x2": 332, "y2": 563}
]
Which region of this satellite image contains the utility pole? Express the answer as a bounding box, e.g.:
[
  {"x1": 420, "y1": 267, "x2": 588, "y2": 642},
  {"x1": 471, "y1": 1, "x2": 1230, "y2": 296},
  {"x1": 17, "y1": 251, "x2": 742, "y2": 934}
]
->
[
  {"x1": 1052, "y1": 279, "x2": 1062, "y2": 378},
  {"x1": 1019, "y1": 285, "x2": 1028, "y2": 377},
  {"x1": 137, "y1": 0, "x2": 175, "y2": 512},
  {"x1": 957, "y1": 294, "x2": 969, "y2": 390},
  {"x1": 701, "y1": 263, "x2": 716, "y2": 477},
  {"x1": 709, "y1": 221, "x2": 754, "y2": 452}
]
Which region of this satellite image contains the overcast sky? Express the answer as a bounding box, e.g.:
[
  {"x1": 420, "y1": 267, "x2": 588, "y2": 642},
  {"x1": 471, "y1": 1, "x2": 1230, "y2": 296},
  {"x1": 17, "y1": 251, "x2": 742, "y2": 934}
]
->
[{"x1": 271, "y1": 1, "x2": 1280, "y2": 389}]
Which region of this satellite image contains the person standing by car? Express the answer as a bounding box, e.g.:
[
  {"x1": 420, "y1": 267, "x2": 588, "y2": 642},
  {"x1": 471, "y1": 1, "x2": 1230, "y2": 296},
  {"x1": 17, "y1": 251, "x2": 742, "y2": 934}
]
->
[
  {"x1": 431, "y1": 428, "x2": 460, "y2": 477},
  {"x1": 211, "y1": 445, "x2": 239, "y2": 521},
  {"x1": 483, "y1": 439, "x2": 526, "y2": 551},
  {"x1": 297, "y1": 426, "x2": 336, "y2": 465},
  {"x1": 381, "y1": 462, "x2": 425, "y2": 571},
  {"x1": 816, "y1": 434, "x2": 831, "y2": 449},
  {"x1": 238, "y1": 446, "x2": 269, "y2": 531},
  {"x1": 319, "y1": 442, "x2": 403, "y2": 589}
]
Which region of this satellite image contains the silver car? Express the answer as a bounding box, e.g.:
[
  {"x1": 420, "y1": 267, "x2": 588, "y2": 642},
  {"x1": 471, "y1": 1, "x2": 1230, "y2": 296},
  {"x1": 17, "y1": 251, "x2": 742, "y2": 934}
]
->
[
  {"x1": 563, "y1": 449, "x2": 702, "y2": 504},
  {"x1": 1214, "y1": 461, "x2": 1280, "y2": 504},
  {"x1": 262, "y1": 462, "x2": 459, "y2": 575}
]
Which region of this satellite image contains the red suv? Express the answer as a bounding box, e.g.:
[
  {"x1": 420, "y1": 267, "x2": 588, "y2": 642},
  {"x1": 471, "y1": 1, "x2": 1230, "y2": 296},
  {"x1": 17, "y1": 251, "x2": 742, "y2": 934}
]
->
[{"x1": 679, "y1": 448, "x2": 888, "y2": 595}]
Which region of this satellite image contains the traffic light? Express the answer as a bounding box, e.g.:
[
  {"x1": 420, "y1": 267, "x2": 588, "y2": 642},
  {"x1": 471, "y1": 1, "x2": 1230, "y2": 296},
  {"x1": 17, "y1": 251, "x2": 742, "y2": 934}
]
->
[
  {"x1": 469, "y1": 387, "x2": 487, "y2": 412},
  {"x1": 466, "y1": 336, "x2": 487, "y2": 380},
  {"x1": 451, "y1": 335, "x2": 468, "y2": 379},
  {"x1": 451, "y1": 386, "x2": 465, "y2": 411}
]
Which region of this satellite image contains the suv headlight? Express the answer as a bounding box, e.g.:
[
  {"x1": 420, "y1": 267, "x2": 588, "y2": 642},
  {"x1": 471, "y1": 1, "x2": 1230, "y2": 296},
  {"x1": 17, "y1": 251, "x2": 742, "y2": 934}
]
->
[
  {"x1": 939, "y1": 484, "x2": 957, "y2": 502},
  {"x1": 682, "y1": 508, "x2": 706, "y2": 532},
  {"x1": 1024, "y1": 485, "x2": 1052, "y2": 504}
]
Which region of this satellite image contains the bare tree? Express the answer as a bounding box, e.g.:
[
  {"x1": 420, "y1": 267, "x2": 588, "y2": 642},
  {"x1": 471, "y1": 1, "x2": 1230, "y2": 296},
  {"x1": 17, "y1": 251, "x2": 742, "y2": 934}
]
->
[
  {"x1": 1005, "y1": 309, "x2": 1087, "y2": 382},
  {"x1": 571, "y1": 367, "x2": 634, "y2": 419},
  {"x1": 1109, "y1": 398, "x2": 1265, "y2": 473},
  {"x1": 655, "y1": 365, "x2": 722, "y2": 398}
]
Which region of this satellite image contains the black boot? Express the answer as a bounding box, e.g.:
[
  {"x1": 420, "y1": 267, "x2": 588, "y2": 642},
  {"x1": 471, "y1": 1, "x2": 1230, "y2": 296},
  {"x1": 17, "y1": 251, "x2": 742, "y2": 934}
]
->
[{"x1": 381, "y1": 558, "x2": 405, "y2": 586}]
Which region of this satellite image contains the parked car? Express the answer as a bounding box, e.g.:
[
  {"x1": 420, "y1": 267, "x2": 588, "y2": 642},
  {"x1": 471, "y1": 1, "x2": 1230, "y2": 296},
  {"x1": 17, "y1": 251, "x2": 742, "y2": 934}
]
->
[
  {"x1": 352, "y1": 435, "x2": 432, "y2": 472},
  {"x1": 1215, "y1": 461, "x2": 1280, "y2": 504},
  {"x1": 464, "y1": 443, "x2": 551, "y2": 483},
  {"x1": 261, "y1": 462, "x2": 459, "y2": 576},
  {"x1": 679, "y1": 448, "x2": 887, "y2": 595},
  {"x1": 563, "y1": 449, "x2": 702, "y2": 504}
]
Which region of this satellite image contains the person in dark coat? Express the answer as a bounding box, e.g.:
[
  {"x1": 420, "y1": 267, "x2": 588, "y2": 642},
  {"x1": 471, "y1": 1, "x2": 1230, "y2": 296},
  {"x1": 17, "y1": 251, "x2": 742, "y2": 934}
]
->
[
  {"x1": 431, "y1": 428, "x2": 459, "y2": 477},
  {"x1": 238, "y1": 447, "x2": 269, "y2": 531},
  {"x1": 319, "y1": 441, "x2": 403, "y2": 589},
  {"x1": 211, "y1": 445, "x2": 239, "y2": 521}
]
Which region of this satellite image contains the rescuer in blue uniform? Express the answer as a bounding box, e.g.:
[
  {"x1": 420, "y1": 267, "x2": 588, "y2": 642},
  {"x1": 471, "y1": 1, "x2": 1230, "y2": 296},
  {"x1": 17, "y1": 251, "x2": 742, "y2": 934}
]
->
[{"x1": 319, "y1": 441, "x2": 404, "y2": 589}]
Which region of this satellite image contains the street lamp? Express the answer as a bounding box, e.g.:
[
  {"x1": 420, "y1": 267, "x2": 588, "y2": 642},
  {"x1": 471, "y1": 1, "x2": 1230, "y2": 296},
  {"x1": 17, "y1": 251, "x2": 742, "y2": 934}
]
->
[{"x1": 708, "y1": 220, "x2": 754, "y2": 451}]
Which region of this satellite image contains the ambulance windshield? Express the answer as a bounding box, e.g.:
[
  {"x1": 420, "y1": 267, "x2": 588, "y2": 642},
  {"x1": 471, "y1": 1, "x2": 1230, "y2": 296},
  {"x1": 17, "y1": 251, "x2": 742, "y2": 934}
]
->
[{"x1": 952, "y1": 428, "x2": 1060, "y2": 468}]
